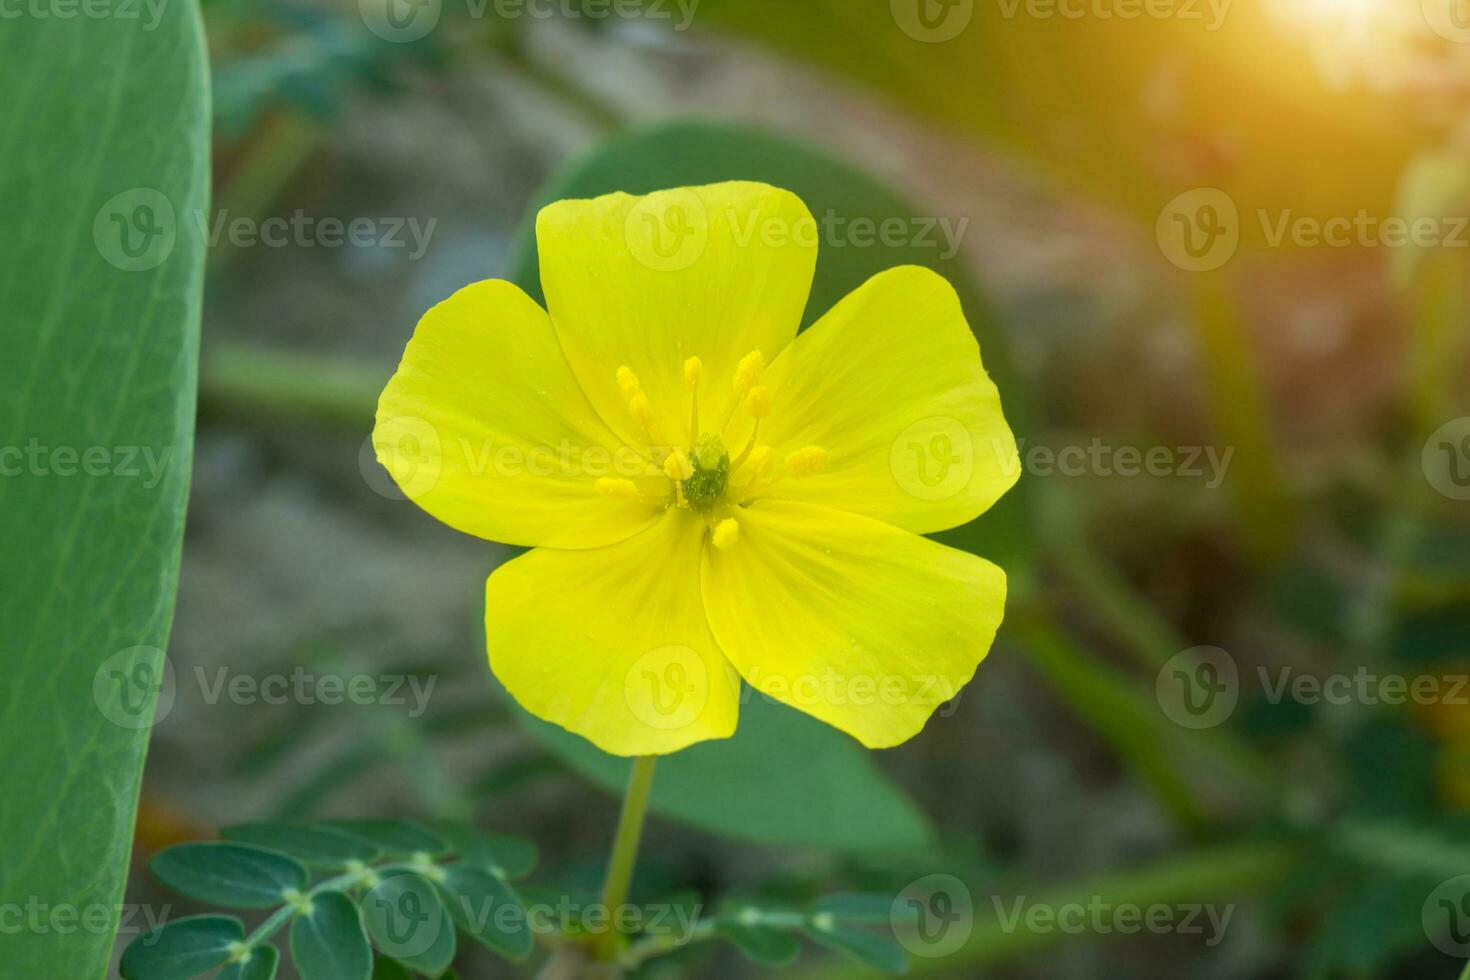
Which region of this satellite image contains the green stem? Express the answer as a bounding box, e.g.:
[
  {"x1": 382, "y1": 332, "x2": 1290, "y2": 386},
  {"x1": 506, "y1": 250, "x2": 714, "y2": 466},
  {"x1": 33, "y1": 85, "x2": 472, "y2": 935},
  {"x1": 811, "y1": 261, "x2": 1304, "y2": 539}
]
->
[{"x1": 592, "y1": 756, "x2": 658, "y2": 962}]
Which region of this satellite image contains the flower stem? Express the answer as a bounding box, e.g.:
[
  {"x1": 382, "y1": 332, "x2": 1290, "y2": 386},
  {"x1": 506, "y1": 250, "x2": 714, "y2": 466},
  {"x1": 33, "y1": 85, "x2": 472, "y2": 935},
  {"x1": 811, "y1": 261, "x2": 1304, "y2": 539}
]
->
[{"x1": 592, "y1": 755, "x2": 658, "y2": 962}]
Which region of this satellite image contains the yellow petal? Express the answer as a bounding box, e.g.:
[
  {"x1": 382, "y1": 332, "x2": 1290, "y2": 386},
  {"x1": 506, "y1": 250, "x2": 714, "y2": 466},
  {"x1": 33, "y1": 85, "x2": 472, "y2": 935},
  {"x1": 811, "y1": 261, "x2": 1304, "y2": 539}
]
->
[
  {"x1": 536, "y1": 182, "x2": 817, "y2": 447},
  {"x1": 701, "y1": 500, "x2": 1006, "y2": 749},
  {"x1": 487, "y1": 509, "x2": 741, "y2": 756},
  {"x1": 375, "y1": 279, "x2": 664, "y2": 549},
  {"x1": 748, "y1": 266, "x2": 1020, "y2": 534}
]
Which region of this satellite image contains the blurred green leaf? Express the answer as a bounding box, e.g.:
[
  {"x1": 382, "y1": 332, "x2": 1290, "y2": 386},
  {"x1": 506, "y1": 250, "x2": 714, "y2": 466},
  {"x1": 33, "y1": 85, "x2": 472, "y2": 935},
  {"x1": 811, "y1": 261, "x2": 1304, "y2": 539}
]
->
[
  {"x1": 222, "y1": 823, "x2": 381, "y2": 868},
  {"x1": 0, "y1": 4, "x2": 209, "y2": 977},
  {"x1": 323, "y1": 820, "x2": 448, "y2": 858},
  {"x1": 291, "y1": 891, "x2": 373, "y2": 980},
  {"x1": 803, "y1": 920, "x2": 909, "y2": 975},
  {"x1": 809, "y1": 893, "x2": 898, "y2": 926},
  {"x1": 717, "y1": 918, "x2": 802, "y2": 966},
  {"x1": 438, "y1": 865, "x2": 534, "y2": 962},
  {"x1": 438, "y1": 822, "x2": 538, "y2": 880},
  {"x1": 120, "y1": 916, "x2": 244, "y2": 980},
  {"x1": 219, "y1": 945, "x2": 280, "y2": 980},
  {"x1": 361, "y1": 872, "x2": 456, "y2": 977},
  {"x1": 150, "y1": 843, "x2": 309, "y2": 909},
  {"x1": 523, "y1": 695, "x2": 933, "y2": 854}
]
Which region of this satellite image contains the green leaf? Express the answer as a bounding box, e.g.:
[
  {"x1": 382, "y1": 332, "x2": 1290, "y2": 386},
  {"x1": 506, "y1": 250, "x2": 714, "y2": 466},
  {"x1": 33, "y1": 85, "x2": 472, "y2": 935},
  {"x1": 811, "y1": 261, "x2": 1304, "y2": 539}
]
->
[
  {"x1": 218, "y1": 945, "x2": 280, "y2": 980},
  {"x1": 120, "y1": 915, "x2": 244, "y2": 980},
  {"x1": 150, "y1": 843, "x2": 309, "y2": 908},
  {"x1": 438, "y1": 865, "x2": 534, "y2": 961},
  {"x1": 716, "y1": 918, "x2": 802, "y2": 966},
  {"x1": 324, "y1": 820, "x2": 448, "y2": 858},
  {"x1": 522, "y1": 695, "x2": 933, "y2": 854},
  {"x1": 361, "y1": 871, "x2": 457, "y2": 977},
  {"x1": 438, "y1": 822, "x2": 538, "y2": 879},
  {"x1": 0, "y1": 4, "x2": 210, "y2": 978},
  {"x1": 803, "y1": 920, "x2": 910, "y2": 975},
  {"x1": 222, "y1": 822, "x2": 381, "y2": 868},
  {"x1": 291, "y1": 891, "x2": 373, "y2": 980}
]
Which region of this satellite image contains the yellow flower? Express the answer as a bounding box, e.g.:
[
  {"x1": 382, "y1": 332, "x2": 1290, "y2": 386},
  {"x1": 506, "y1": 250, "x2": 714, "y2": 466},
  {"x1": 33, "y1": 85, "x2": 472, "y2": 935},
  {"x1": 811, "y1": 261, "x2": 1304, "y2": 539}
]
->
[{"x1": 374, "y1": 182, "x2": 1020, "y2": 757}]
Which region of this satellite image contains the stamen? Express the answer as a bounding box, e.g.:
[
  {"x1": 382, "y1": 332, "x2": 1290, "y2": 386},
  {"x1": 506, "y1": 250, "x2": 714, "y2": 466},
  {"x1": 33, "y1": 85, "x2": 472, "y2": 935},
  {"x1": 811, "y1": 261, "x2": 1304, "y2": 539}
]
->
[
  {"x1": 747, "y1": 446, "x2": 773, "y2": 478},
  {"x1": 743, "y1": 385, "x2": 770, "y2": 419},
  {"x1": 733, "y1": 350, "x2": 765, "y2": 395},
  {"x1": 596, "y1": 477, "x2": 641, "y2": 500},
  {"x1": 712, "y1": 518, "x2": 740, "y2": 550},
  {"x1": 662, "y1": 450, "x2": 694, "y2": 482},
  {"x1": 683, "y1": 357, "x2": 703, "y2": 390},
  {"x1": 785, "y1": 445, "x2": 828, "y2": 478},
  {"x1": 628, "y1": 392, "x2": 656, "y2": 430}
]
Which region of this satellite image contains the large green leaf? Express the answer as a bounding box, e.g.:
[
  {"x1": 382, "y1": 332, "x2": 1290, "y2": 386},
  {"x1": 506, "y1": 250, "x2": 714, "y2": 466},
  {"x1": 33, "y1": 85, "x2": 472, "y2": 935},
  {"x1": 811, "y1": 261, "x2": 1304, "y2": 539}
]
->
[
  {"x1": 503, "y1": 120, "x2": 1020, "y2": 855},
  {"x1": 523, "y1": 697, "x2": 933, "y2": 854},
  {"x1": 0, "y1": 7, "x2": 210, "y2": 980}
]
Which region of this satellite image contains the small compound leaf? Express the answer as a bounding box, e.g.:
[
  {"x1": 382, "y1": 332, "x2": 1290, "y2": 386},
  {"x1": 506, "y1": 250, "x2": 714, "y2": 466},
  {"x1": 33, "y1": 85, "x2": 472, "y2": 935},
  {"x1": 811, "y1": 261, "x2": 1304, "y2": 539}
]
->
[
  {"x1": 290, "y1": 890, "x2": 373, "y2": 980},
  {"x1": 218, "y1": 944, "x2": 280, "y2": 980},
  {"x1": 804, "y1": 920, "x2": 910, "y2": 975},
  {"x1": 120, "y1": 915, "x2": 244, "y2": 980},
  {"x1": 438, "y1": 864, "x2": 534, "y2": 961},
  {"x1": 362, "y1": 871, "x2": 457, "y2": 977},
  {"x1": 150, "y1": 843, "x2": 309, "y2": 908},
  {"x1": 324, "y1": 820, "x2": 448, "y2": 858},
  {"x1": 438, "y1": 821, "x2": 538, "y2": 879},
  {"x1": 222, "y1": 823, "x2": 381, "y2": 868}
]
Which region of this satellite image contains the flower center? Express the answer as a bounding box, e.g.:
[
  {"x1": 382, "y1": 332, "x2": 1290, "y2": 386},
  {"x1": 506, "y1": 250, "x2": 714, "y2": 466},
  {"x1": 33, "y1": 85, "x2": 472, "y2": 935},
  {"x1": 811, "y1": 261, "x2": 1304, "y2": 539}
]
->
[
  {"x1": 681, "y1": 433, "x2": 729, "y2": 511},
  {"x1": 602, "y1": 351, "x2": 829, "y2": 549}
]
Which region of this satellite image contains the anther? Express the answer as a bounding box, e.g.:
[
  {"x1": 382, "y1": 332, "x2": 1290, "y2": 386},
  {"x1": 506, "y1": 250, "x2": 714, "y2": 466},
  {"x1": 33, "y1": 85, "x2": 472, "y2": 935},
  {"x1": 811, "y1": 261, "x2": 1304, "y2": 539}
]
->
[
  {"x1": 684, "y1": 357, "x2": 703, "y2": 390},
  {"x1": 785, "y1": 445, "x2": 828, "y2": 478},
  {"x1": 596, "y1": 477, "x2": 640, "y2": 500},
  {"x1": 743, "y1": 385, "x2": 770, "y2": 419},
  {"x1": 663, "y1": 451, "x2": 694, "y2": 482},
  {"x1": 712, "y1": 518, "x2": 740, "y2": 550},
  {"x1": 628, "y1": 392, "x2": 656, "y2": 430},
  {"x1": 733, "y1": 350, "x2": 765, "y2": 395}
]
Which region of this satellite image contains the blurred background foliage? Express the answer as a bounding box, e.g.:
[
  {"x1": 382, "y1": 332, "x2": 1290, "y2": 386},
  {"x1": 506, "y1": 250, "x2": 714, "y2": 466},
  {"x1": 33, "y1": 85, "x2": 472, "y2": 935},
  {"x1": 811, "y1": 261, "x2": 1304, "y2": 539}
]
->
[{"x1": 112, "y1": 0, "x2": 1470, "y2": 976}]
